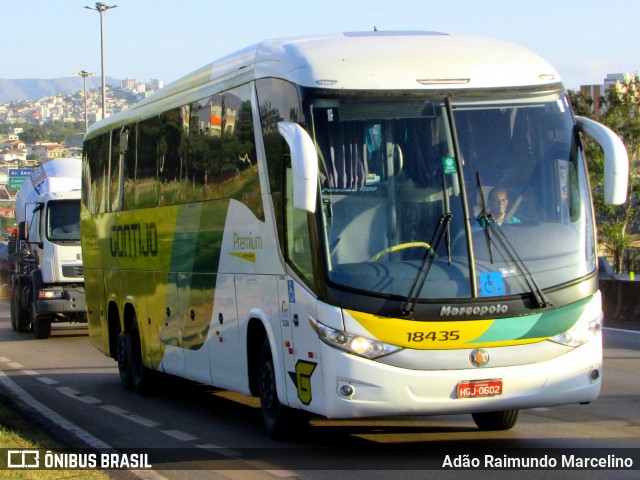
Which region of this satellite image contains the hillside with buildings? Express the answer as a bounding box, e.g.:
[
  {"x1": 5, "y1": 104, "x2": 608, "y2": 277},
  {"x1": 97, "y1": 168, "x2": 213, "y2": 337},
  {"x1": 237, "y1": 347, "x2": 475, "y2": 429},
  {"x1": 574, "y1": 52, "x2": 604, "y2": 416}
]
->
[
  {"x1": 0, "y1": 76, "x2": 120, "y2": 103},
  {"x1": 0, "y1": 77, "x2": 164, "y2": 126},
  {"x1": 0, "y1": 76, "x2": 164, "y2": 205}
]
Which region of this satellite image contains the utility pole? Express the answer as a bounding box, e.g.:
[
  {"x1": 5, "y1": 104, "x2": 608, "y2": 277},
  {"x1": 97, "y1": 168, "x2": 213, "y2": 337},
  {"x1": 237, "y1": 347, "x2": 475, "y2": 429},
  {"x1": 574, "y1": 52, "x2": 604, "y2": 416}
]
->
[
  {"x1": 75, "y1": 70, "x2": 95, "y2": 132},
  {"x1": 84, "y1": 2, "x2": 117, "y2": 119}
]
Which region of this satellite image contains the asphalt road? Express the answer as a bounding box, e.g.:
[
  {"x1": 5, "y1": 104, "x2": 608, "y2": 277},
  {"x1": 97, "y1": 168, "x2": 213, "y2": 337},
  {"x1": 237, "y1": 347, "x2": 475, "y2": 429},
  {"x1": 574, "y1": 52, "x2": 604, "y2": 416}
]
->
[{"x1": 0, "y1": 299, "x2": 639, "y2": 480}]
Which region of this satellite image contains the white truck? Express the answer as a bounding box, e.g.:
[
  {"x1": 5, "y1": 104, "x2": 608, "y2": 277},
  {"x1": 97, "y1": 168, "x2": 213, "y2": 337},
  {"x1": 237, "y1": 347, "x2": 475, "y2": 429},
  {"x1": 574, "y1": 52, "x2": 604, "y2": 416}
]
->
[{"x1": 10, "y1": 158, "x2": 86, "y2": 339}]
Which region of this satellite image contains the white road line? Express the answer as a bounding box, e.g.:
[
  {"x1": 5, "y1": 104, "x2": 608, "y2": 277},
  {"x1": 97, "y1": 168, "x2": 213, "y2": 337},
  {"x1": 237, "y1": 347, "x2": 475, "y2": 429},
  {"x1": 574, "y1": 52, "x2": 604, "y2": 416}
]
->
[
  {"x1": 0, "y1": 369, "x2": 111, "y2": 450},
  {"x1": 100, "y1": 404, "x2": 162, "y2": 427},
  {"x1": 7, "y1": 362, "x2": 23, "y2": 369},
  {"x1": 196, "y1": 444, "x2": 297, "y2": 477},
  {"x1": 196, "y1": 444, "x2": 241, "y2": 456},
  {"x1": 22, "y1": 369, "x2": 40, "y2": 376},
  {"x1": 55, "y1": 386, "x2": 101, "y2": 404},
  {"x1": 56, "y1": 386, "x2": 82, "y2": 396},
  {"x1": 36, "y1": 376, "x2": 59, "y2": 385},
  {"x1": 604, "y1": 326, "x2": 640, "y2": 334},
  {"x1": 160, "y1": 429, "x2": 198, "y2": 441},
  {"x1": 0, "y1": 370, "x2": 169, "y2": 479}
]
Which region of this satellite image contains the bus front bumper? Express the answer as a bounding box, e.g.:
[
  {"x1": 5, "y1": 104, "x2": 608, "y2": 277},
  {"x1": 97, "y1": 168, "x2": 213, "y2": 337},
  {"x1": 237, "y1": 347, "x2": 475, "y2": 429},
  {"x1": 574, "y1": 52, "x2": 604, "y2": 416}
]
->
[{"x1": 310, "y1": 335, "x2": 602, "y2": 419}]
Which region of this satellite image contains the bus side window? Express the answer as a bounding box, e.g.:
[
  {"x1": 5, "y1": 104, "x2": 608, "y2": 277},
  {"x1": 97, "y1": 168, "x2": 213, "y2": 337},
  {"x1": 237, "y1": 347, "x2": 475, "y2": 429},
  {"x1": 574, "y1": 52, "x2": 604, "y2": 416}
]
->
[
  {"x1": 122, "y1": 123, "x2": 137, "y2": 210},
  {"x1": 137, "y1": 116, "x2": 160, "y2": 208},
  {"x1": 158, "y1": 108, "x2": 184, "y2": 206}
]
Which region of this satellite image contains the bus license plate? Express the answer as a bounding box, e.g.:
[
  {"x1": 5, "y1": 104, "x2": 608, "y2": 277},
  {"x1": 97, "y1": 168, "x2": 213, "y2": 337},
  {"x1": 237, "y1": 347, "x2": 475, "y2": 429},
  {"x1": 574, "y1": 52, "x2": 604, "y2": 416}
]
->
[{"x1": 457, "y1": 379, "x2": 503, "y2": 399}]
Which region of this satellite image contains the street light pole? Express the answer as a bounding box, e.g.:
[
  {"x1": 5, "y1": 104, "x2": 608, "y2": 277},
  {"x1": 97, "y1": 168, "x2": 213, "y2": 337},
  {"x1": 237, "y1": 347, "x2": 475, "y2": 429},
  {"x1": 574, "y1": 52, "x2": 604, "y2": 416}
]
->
[
  {"x1": 75, "y1": 70, "x2": 95, "y2": 132},
  {"x1": 85, "y1": 2, "x2": 117, "y2": 120}
]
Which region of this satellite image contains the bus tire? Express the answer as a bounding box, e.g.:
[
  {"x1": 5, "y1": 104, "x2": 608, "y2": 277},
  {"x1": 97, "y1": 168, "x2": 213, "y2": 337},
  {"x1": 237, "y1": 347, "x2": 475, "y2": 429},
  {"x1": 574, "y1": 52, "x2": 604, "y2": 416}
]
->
[
  {"x1": 33, "y1": 315, "x2": 52, "y2": 339},
  {"x1": 258, "y1": 337, "x2": 309, "y2": 440},
  {"x1": 117, "y1": 332, "x2": 134, "y2": 390},
  {"x1": 472, "y1": 409, "x2": 520, "y2": 431},
  {"x1": 127, "y1": 317, "x2": 154, "y2": 395}
]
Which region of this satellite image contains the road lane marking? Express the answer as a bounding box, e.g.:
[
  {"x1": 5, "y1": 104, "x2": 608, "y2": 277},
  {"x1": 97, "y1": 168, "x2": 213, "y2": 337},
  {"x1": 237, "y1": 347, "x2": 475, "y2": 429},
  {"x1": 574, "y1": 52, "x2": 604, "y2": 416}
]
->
[
  {"x1": 37, "y1": 376, "x2": 59, "y2": 385},
  {"x1": 56, "y1": 386, "x2": 102, "y2": 404},
  {"x1": 0, "y1": 369, "x2": 112, "y2": 449},
  {"x1": 195, "y1": 444, "x2": 298, "y2": 477},
  {"x1": 161, "y1": 429, "x2": 198, "y2": 441},
  {"x1": 100, "y1": 404, "x2": 162, "y2": 427}
]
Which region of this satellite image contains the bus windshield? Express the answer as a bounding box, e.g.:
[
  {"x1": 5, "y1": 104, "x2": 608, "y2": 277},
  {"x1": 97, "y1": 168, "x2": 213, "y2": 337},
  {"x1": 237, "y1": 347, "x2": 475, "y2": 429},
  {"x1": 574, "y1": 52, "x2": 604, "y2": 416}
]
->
[{"x1": 311, "y1": 90, "x2": 595, "y2": 301}]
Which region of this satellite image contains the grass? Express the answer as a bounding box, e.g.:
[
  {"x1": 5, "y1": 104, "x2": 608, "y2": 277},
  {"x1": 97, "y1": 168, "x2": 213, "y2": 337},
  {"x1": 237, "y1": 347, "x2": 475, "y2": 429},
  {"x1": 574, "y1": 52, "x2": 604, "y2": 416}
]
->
[{"x1": 0, "y1": 397, "x2": 114, "y2": 479}]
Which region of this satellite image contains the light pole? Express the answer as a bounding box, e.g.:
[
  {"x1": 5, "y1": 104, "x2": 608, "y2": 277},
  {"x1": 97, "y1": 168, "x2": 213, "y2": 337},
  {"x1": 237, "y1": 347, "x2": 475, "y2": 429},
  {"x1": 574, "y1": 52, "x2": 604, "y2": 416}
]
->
[
  {"x1": 75, "y1": 70, "x2": 95, "y2": 132},
  {"x1": 85, "y1": 2, "x2": 117, "y2": 120}
]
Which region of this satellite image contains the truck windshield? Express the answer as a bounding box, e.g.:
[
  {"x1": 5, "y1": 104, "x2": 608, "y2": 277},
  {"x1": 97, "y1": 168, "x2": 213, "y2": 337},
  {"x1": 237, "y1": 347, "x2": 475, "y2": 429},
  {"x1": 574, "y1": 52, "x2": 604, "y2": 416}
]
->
[
  {"x1": 311, "y1": 90, "x2": 595, "y2": 300},
  {"x1": 47, "y1": 200, "x2": 81, "y2": 241}
]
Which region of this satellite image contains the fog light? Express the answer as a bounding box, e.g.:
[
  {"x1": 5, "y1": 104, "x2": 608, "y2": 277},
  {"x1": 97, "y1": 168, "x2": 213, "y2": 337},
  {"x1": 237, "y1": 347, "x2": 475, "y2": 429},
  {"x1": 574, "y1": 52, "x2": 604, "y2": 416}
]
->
[
  {"x1": 589, "y1": 368, "x2": 600, "y2": 382},
  {"x1": 338, "y1": 384, "x2": 354, "y2": 398}
]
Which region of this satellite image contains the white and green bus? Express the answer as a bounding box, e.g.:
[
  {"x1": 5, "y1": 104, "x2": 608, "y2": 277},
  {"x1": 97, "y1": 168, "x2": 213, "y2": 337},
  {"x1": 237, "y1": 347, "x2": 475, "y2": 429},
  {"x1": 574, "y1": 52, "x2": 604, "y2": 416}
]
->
[{"x1": 81, "y1": 31, "x2": 628, "y2": 438}]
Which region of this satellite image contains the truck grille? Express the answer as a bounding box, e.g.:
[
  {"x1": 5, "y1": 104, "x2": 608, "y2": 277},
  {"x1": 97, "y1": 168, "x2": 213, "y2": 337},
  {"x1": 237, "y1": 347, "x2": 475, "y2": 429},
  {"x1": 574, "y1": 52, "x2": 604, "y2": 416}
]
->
[{"x1": 62, "y1": 265, "x2": 84, "y2": 278}]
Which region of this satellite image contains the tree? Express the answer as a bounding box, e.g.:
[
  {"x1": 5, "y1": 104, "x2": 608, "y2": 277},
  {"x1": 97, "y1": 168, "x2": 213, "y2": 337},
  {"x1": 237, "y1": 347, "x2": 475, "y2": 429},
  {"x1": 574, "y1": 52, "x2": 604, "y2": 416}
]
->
[{"x1": 569, "y1": 74, "x2": 640, "y2": 273}]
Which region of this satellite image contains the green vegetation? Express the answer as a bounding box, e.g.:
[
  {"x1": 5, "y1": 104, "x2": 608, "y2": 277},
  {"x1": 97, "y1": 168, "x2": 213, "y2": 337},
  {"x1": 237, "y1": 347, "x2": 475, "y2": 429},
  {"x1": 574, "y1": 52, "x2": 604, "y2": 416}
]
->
[
  {"x1": 569, "y1": 73, "x2": 640, "y2": 273},
  {"x1": 1, "y1": 121, "x2": 85, "y2": 145}
]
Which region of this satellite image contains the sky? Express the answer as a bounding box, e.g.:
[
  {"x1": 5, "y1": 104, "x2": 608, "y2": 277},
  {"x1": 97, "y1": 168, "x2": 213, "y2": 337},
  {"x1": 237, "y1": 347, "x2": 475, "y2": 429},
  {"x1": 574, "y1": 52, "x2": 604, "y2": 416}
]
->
[{"x1": 2, "y1": 0, "x2": 638, "y2": 90}]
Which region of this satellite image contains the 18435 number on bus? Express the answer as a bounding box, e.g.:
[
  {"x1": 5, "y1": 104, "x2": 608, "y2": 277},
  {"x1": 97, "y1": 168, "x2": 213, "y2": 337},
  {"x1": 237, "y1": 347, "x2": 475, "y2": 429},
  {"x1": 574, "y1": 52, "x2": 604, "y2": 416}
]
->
[{"x1": 406, "y1": 330, "x2": 460, "y2": 343}]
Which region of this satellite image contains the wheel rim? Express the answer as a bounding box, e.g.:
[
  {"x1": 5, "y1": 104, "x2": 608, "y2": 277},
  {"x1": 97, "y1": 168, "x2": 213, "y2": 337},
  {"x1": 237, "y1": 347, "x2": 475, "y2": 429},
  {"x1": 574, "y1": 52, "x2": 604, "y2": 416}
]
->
[
  {"x1": 117, "y1": 334, "x2": 127, "y2": 370},
  {"x1": 260, "y1": 360, "x2": 277, "y2": 412}
]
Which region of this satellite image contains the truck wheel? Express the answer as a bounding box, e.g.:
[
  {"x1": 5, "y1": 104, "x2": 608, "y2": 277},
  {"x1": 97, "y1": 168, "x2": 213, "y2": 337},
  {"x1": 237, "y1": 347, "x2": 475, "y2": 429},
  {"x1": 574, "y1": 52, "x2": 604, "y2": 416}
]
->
[
  {"x1": 14, "y1": 283, "x2": 31, "y2": 333},
  {"x1": 10, "y1": 287, "x2": 17, "y2": 331},
  {"x1": 126, "y1": 317, "x2": 155, "y2": 395},
  {"x1": 472, "y1": 409, "x2": 520, "y2": 431},
  {"x1": 258, "y1": 337, "x2": 309, "y2": 439},
  {"x1": 117, "y1": 332, "x2": 134, "y2": 390},
  {"x1": 33, "y1": 316, "x2": 52, "y2": 340}
]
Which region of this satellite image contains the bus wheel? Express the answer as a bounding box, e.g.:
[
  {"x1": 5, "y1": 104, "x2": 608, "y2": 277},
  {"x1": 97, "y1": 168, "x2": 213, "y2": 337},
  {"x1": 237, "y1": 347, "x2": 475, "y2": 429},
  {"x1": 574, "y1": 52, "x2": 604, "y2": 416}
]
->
[
  {"x1": 127, "y1": 318, "x2": 154, "y2": 395},
  {"x1": 472, "y1": 409, "x2": 520, "y2": 431},
  {"x1": 117, "y1": 332, "x2": 133, "y2": 390},
  {"x1": 33, "y1": 316, "x2": 52, "y2": 340},
  {"x1": 258, "y1": 338, "x2": 309, "y2": 440}
]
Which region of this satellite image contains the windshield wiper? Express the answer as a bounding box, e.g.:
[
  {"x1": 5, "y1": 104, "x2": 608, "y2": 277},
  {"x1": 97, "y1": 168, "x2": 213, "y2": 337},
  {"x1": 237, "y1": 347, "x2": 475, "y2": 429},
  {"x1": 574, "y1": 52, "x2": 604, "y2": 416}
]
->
[
  {"x1": 442, "y1": 173, "x2": 452, "y2": 265},
  {"x1": 401, "y1": 211, "x2": 452, "y2": 317},
  {"x1": 475, "y1": 173, "x2": 495, "y2": 263}
]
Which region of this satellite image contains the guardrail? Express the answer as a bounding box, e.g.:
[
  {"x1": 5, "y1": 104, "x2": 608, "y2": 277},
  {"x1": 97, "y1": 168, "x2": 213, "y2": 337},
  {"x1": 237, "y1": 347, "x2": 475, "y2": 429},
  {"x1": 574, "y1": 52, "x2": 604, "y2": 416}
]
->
[{"x1": 600, "y1": 279, "x2": 640, "y2": 328}]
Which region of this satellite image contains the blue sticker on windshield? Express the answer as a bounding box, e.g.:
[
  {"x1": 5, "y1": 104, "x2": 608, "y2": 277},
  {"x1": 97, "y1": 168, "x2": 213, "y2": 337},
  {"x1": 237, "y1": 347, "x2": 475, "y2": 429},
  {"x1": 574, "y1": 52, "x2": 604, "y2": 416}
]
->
[{"x1": 480, "y1": 271, "x2": 505, "y2": 297}]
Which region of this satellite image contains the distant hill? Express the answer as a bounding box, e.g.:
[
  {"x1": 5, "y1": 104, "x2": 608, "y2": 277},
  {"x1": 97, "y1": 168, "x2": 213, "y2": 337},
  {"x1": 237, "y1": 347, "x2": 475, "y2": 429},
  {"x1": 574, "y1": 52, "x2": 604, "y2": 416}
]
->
[{"x1": 0, "y1": 77, "x2": 121, "y2": 103}]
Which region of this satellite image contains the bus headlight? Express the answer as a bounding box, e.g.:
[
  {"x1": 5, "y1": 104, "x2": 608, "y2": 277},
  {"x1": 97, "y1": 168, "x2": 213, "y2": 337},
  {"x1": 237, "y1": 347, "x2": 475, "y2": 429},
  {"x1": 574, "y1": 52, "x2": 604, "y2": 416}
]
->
[
  {"x1": 549, "y1": 314, "x2": 602, "y2": 347},
  {"x1": 310, "y1": 318, "x2": 402, "y2": 359}
]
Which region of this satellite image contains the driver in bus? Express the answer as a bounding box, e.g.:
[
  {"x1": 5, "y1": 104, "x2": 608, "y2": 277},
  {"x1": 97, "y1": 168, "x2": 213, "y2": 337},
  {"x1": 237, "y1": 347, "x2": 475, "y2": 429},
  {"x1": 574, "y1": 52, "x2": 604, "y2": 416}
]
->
[{"x1": 478, "y1": 187, "x2": 521, "y2": 227}]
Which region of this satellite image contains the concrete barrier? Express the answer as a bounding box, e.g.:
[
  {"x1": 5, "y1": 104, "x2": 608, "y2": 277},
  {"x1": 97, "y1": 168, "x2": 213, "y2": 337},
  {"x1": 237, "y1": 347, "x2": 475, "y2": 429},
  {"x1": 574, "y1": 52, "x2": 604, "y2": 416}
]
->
[{"x1": 599, "y1": 279, "x2": 640, "y2": 329}]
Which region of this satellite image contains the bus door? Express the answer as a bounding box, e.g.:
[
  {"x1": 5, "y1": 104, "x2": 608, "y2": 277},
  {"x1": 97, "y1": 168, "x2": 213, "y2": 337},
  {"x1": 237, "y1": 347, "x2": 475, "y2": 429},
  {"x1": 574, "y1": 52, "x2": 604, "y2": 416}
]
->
[
  {"x1": 157, "y1": 272, "x2": 184, "y2": 376},
  {"x1": 208, "y1": 273, "x2": 241, "y2": 389},
  {"x1": 177, "y1": 272, "x2": 213, "y2": 384}
]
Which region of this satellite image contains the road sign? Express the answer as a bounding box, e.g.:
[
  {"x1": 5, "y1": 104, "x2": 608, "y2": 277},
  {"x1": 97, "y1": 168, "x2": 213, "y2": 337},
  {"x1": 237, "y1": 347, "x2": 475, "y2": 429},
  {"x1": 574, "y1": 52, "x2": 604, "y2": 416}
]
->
[{"x1": 8, "y1": 168, "x2": 32, "y2": 191}]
